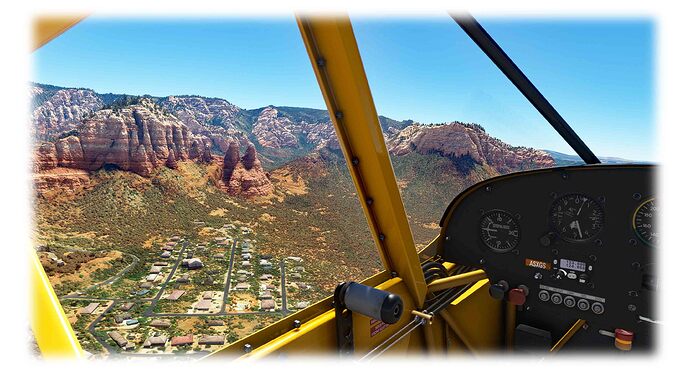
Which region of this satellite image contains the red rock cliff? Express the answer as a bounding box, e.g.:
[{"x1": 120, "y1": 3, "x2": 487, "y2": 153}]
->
[
  {"x1": 221, "y1": 142, "x2": 274, "y2": 198},
  {"x1": 36, "y1": 99, "x2": 212, "y2": 177}
]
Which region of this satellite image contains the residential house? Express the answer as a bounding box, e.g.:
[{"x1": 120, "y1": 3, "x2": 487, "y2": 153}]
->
[
  {"x1": 149, "y1": 265, "x2": 162, "y2": 274},
  {"x1": 113, "y1": 312, "x2": 131, "y2": 324},
  {"x1": 120, "y1": 302, "x2": 134, "y2": 311},
  {"x1": 258, "y1": 291, "x2": 273, "y2": 300},
  {"x1": 195, "y1": 300, "x2": 212, "y2": 311},
  {"x1": 107, "y1": 331, "x2": 132, "y2": 349},
  {"x1": 150, "y1": 319, "x2": 171, "y2": 329},
  {"x1": 143, "y1": 335, "x2": 168, "y2": 348},
  {"x1": 235, "y1": 282, "x2": 250, "y2": 291},
  {"x1": 166, "y1": 290, "x2": 185, "y2": 301},
  {"x1": 260, "y1": 299, "x2": 276, "y2": 311},
  {"x1": 187, "y1": 258, "x2": 203, "y2": 269},
  {"x1": 79, "y1": 303, "x2": 99, "y2": 315},
  {"x1": 171, "y1": 335, "x2": 194, "y2": 347},
  {"x1": 206, "y1": 320, "x2": 224, "y2": 327},
  {"x1": 199, "y1": 335, "x2": 225, "y2": 346},
  {"x1": 140, "y1": 282, "x2": 153, "y2": 289},
  {"x1": 290, "y1": 273, "x2": 303, "y2": 280}
]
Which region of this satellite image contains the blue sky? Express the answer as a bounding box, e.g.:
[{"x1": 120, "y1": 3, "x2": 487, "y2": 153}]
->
[{"x1": 34, "y1": 16, "x2": 655, "y2": 161}]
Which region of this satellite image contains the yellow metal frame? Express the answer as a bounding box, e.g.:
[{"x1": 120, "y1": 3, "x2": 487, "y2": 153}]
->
[
  {"x1": 31, "y1": 251, "x2": 83, "y2": 357},
  {"x1": 31, "y1": 14, "x2": 502, "y2": 358},
  {"x1": 297, "y1": 16, "x2": 428, "y2": 307}
]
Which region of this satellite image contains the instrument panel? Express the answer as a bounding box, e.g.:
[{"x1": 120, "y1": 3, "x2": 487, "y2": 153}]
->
[{"x1": 440, "y1": 165, "x2": 656, "y2": 349}]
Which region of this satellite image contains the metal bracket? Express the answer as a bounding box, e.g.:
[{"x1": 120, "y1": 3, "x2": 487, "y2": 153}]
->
[{"x1": 334, "y1": 282, "x2": 354, "y2": 356}]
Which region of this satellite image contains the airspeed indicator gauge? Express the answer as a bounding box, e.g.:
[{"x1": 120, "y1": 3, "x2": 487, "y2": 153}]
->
[
  {"x1": 634, "y1": 198, "x2": 658, "y2": 246},
  {"x1": 550, "y1": 194, "x2": 604, "y2": 242},
  {"x1": 479, "y1": 210, "x2": 520, "y2": 253}
]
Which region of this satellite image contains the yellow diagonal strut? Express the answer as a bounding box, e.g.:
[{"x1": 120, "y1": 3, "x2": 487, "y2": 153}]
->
[
  {"x1": 297, "y1": 16, "x2": 428, "y2": 307},
  {"x1": 31, "y1": 16, "x2": 86, "y2": 358},
  {"x1": 31, "y1": 251, "x2": 83, "y2": 357}
]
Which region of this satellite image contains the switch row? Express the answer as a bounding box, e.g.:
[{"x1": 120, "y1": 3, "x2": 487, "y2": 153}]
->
[{"x1": 538, "y1": 290, "x2": 604, "y2": 315}]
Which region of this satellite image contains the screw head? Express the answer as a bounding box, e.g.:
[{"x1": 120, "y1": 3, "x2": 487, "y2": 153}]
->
[
  {"x1": 243, "y1": 343, "x2": 253, "y2": 353},
  {"x1": 293, "y1": 320, "x2": 301, "y2": 329},
  {"x1": 628, "y1": 304, "x2": 637, "y2": 312}
]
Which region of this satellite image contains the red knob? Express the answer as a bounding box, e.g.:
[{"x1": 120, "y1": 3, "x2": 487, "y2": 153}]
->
[
  {"x1": 614, "y1": 329, "x2": 634, "y2": 351},
  {"x1": 507, "y1": 288, "x2": 527, "y2": 306}
]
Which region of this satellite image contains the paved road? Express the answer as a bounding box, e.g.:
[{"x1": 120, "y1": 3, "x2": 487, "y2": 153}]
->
[
  {"x1": 151, "y1": 311, "x2": 275, "y2": 317},
  {"x1": 87, "y1": 302, "x2": 118, "y2": 354},
  {"x1": 219, "y1": 239, "x2": 238, "y2": 314},
  {"x1": 143, "y1": 241, "x2": 188, "y2": 316},
  {"x1": 280, "y1": 260, "x2": 289, "y2": 315},
  {"x1": 62, "y1": 250, "x2": 139, "y2": 297},
  {"x1": 60, "y1": 296, "x2": 152, "y2": 302}
]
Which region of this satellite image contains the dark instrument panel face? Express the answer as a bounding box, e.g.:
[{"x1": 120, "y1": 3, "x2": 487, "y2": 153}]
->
[{"x1": 440, "y1": 165, "x2": 656, "y2": 340}]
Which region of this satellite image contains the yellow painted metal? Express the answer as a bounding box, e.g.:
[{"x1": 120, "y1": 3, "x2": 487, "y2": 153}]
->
[
  {"x1": 31, "y1": 251, "x2": 83, "y2": 358},
  {"x1": 232, "y1": 276, "x2": 417, "y2": 359},
  {"x1": 296, "y1": 16, "x2": 427, "y2": 307},
  {"x1": 550, "y1": 319, "x2": 587, "y2": 353},
  {"x1": 31, "y1": 19, "x2": 87, "y2": 358},
  {"x1": 505, "y1": 303, "x2": 516, "y2": 351},
  {"x1": 427, "y1": 269, "x2": 487, "y2": 293},
  {"x1": 444, "y1": 279, "x2": 504, "y2": 351},
  {"x1": 208, "y1": 270, "x2": 391, "y2": 357},
  {"x1": 33, "y1": 16, "x2": 86, "y2": 51}
]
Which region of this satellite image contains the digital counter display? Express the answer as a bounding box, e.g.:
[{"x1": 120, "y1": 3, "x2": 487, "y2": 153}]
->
[{"x1": 560, "y1": 259, "x2": 586, "y2": 272}]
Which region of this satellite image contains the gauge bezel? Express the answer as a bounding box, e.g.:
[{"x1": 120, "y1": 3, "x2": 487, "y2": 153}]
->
[
  {"x1": 549, "y1": 193, "x2": 605, "y2": 243},
  {"x1": 478, "y1": 209, "x2": 521, "y2": 253},
  {"x1": 633, "y1": 197, "x2": 657, "y2": 247}
]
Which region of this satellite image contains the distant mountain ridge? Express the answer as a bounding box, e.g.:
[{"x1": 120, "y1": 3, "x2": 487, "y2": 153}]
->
[{"x1": 545, "y1": 150, "x2": 637, "y2": 166}]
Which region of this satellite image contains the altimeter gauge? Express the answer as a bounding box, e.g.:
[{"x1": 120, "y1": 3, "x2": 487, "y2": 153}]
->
[
  {"x1": 550, "y1": 194, "x2": 604, "y2": 242},
  {"x1": 634, "y1": 198, "x2": 658, "y2": 246},
  {"x1": 479, "y1": 210, "x2": 521, "y2": 253}
]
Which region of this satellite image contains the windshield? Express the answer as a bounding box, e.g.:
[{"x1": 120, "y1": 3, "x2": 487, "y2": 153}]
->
[
  {"x1": 32, "y1": 17, "x2": 383, "y2": 357},
  {"x1": 351, "y1": 16, "x2": 655, "y2": 248}
]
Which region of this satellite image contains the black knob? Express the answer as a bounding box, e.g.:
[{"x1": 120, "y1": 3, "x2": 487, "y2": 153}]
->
[
  {"x1": 489, "y1": 280, "x2": 509, "y2": 300},
  {"x1": 540, "y1": 232, "x2": 556, "y2": 247}
]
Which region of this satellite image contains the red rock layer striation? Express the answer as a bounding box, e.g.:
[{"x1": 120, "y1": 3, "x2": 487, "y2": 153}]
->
[
  {"x1": 35, "y1": 99, "x2": 212, "y2": 177},
  {"x1": 221, "y1": 141, "x2": 274, "y2": 198},
  {"x1": 386, "y1": 122, "x2": 555, "y2": 173}
]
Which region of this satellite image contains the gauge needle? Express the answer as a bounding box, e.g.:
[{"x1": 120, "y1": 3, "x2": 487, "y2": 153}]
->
[
  {"x1": 577, "y1": 200, "x2": 586, "y2": 216},
  {"x1": 570, "y1": 220, "x2": 583, "y2": 238}
]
